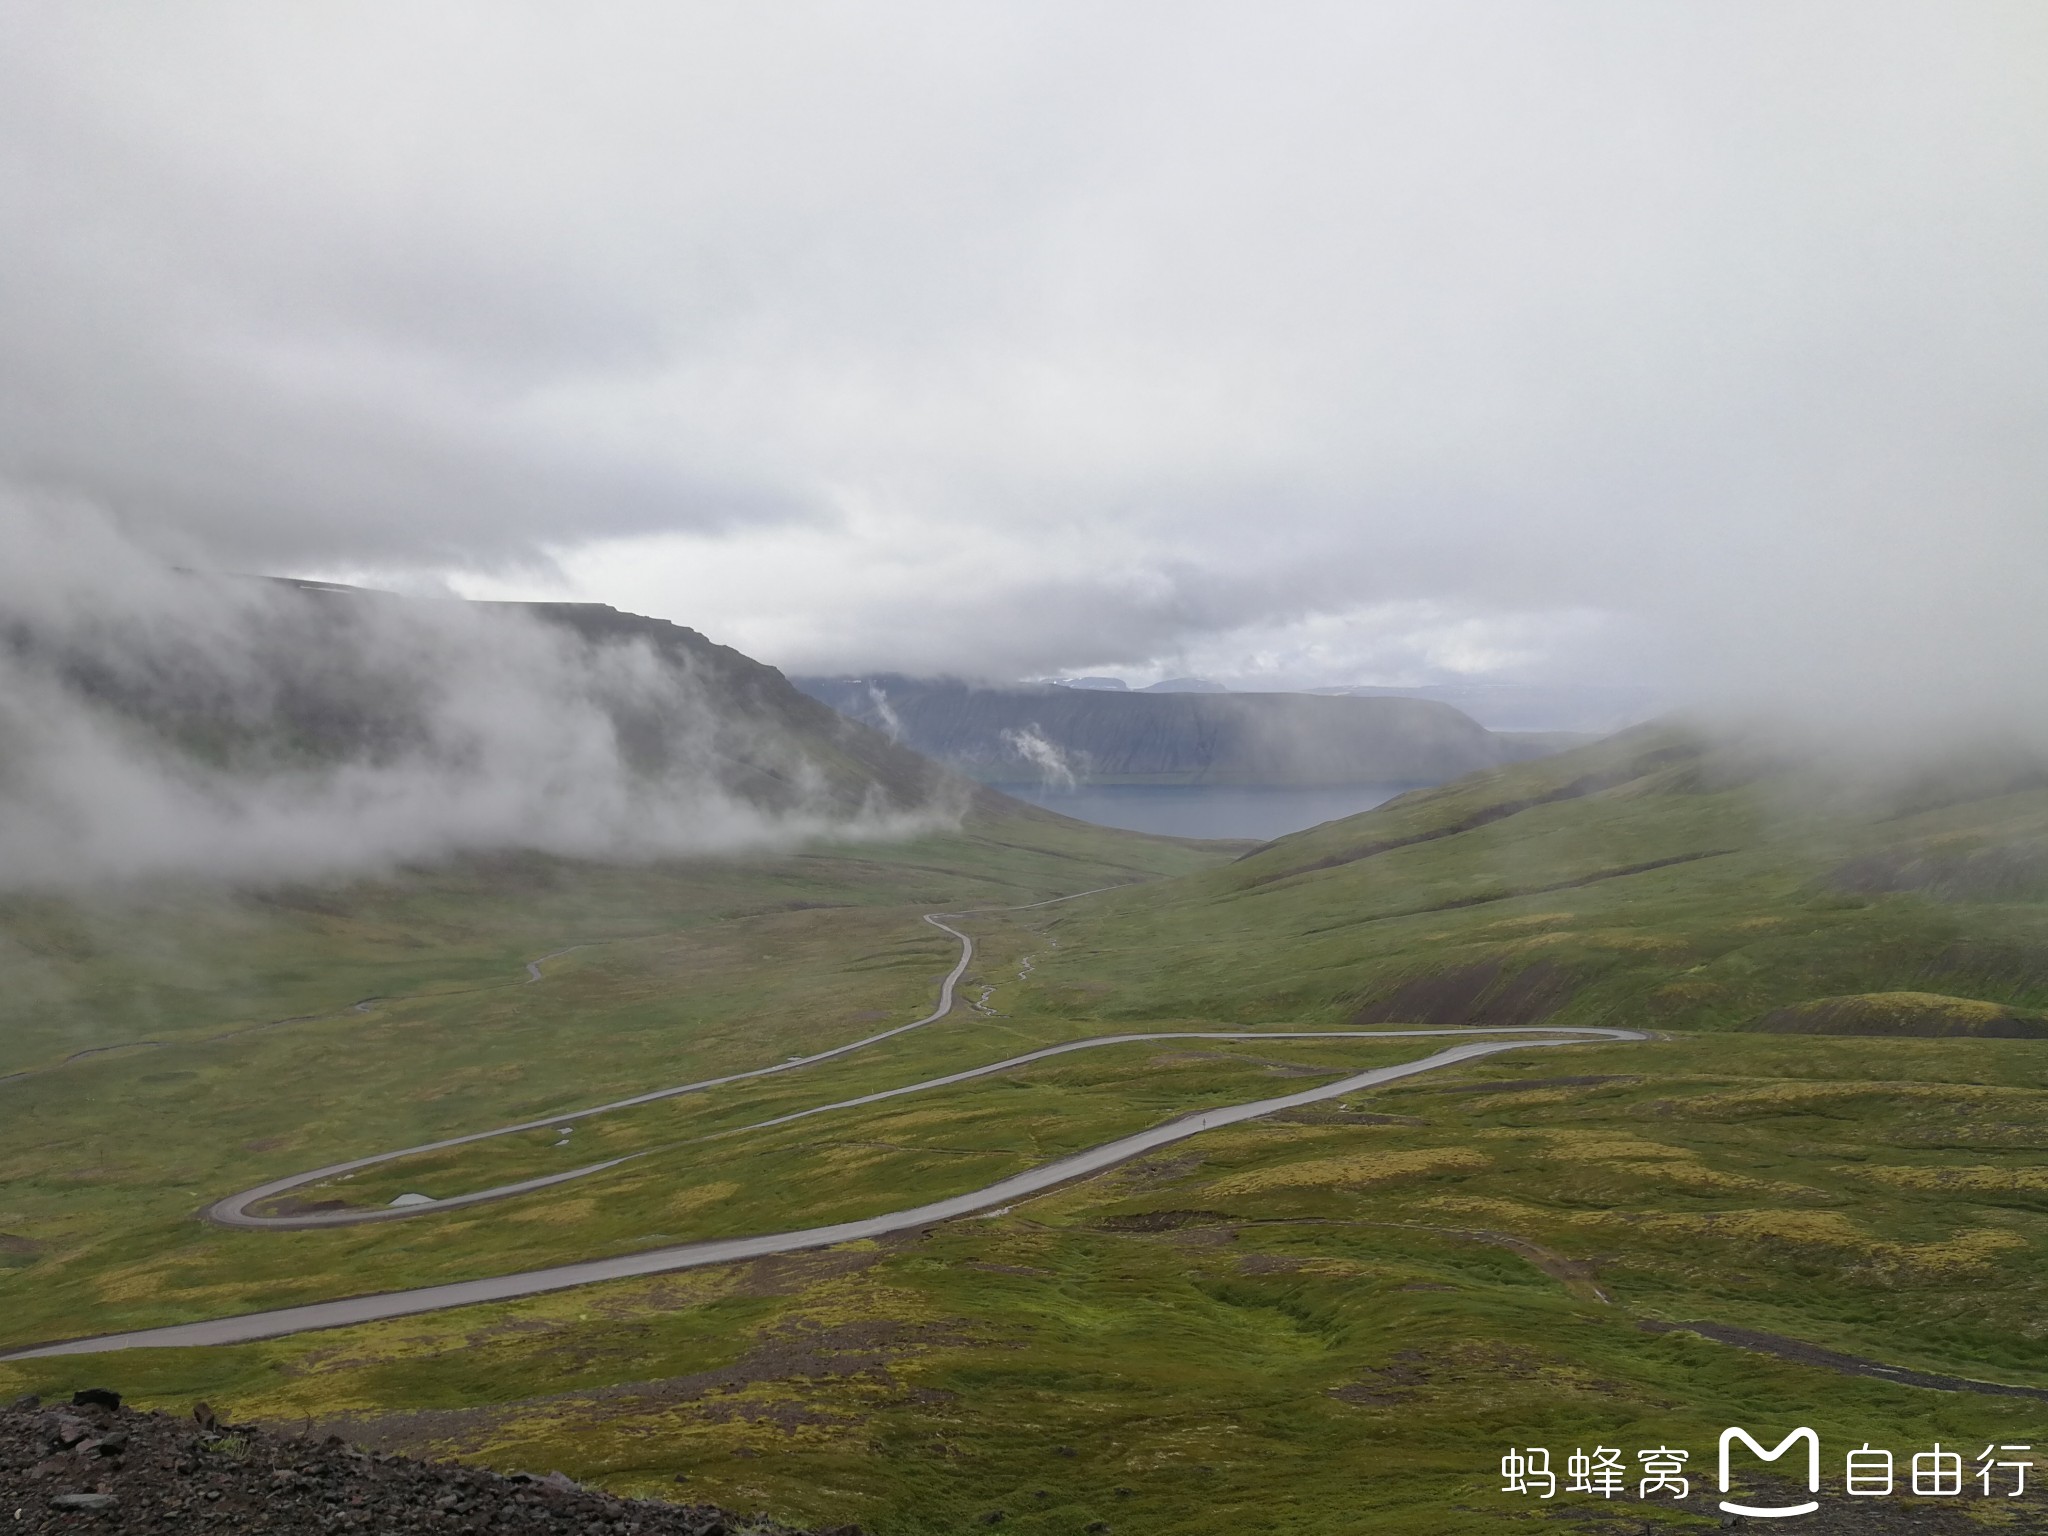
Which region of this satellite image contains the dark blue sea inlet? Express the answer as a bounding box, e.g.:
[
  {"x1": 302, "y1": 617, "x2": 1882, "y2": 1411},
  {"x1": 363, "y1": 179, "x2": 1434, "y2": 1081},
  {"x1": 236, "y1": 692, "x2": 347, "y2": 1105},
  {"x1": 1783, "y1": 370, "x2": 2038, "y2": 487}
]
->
[{"x1": 996, "y1": 783, "x2": 1418, "y2": 842}]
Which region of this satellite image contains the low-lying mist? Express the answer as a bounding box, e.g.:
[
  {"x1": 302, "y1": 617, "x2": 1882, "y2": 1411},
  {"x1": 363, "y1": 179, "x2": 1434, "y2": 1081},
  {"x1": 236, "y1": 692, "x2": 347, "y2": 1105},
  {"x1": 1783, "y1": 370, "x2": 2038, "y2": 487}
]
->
[{"x1": 0, "y1": 505, "x2": 949, "y2": 891}]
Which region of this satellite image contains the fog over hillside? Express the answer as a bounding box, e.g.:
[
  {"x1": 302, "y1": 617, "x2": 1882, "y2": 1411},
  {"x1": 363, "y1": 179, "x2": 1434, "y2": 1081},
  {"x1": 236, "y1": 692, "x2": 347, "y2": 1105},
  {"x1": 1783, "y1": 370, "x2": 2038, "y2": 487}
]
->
[{"x1": 0, "y1": 506, "x2": 951, "y2": 890}]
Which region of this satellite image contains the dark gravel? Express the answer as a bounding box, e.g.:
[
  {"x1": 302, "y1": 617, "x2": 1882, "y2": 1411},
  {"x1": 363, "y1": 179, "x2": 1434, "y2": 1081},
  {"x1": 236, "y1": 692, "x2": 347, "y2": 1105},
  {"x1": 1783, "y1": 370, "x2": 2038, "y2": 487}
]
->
[{"x1": 2, "y1": 1391, "x2": 858, "y2": 1536}]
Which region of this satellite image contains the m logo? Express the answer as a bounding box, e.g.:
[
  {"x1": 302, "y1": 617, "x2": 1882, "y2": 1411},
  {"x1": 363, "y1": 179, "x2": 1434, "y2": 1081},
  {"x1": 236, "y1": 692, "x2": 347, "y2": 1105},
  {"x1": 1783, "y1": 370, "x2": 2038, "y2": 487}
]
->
[{"x1": 1719, "y1": 1426, "x2": 1820, "y2": 1518}]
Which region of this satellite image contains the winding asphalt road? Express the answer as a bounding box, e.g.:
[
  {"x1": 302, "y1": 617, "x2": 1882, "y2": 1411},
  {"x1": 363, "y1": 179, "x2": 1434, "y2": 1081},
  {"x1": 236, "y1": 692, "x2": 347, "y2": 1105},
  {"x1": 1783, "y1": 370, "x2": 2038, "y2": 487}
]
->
[
  {"x1": 206, "y1": 890, "x2": 1126, "y2": 1232},
  {"x1": 0, "y1": 892, "x2": 1645, "y2": 1361}
]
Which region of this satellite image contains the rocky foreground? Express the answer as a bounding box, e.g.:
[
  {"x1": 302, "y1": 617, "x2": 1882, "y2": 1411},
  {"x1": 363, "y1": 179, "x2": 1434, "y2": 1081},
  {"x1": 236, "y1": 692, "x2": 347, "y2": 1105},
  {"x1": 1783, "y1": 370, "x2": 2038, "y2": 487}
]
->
[{"x1": 2, "y1": 1392, "x2": 853, "y2": 1535}]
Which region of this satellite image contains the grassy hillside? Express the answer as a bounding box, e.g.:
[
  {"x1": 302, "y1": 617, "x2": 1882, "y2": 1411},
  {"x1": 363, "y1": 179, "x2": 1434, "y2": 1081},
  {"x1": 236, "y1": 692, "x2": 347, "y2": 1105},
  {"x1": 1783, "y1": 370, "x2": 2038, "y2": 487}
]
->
[
  {"x1": 0, "y1": 802, "x2": 1224, "y2": 1335},
  {"x1": 0, "y1": 803, "x2": 1210, "y2": 1081},
  {"x1": 9, "y1": 723, "x2": 2048, "y2": 1533},
  {"x1": 1027, "y1": 723, "x2": 2048, "y2": 1037}
]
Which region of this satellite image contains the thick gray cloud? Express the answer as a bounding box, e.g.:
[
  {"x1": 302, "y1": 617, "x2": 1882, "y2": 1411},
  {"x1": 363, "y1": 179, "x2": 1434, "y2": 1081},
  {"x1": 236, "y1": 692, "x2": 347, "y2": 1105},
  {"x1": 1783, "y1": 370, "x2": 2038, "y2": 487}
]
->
[{"x1": 3, "y1": 3, "x2": 2046, "y2": 711}]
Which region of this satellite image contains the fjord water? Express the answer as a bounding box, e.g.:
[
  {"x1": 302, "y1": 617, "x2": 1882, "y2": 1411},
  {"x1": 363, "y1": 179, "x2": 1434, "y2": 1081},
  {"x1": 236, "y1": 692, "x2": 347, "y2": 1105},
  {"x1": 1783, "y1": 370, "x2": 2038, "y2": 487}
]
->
[{"x1": 998, "y1": 782, "x2": 1417, "y2": 840}]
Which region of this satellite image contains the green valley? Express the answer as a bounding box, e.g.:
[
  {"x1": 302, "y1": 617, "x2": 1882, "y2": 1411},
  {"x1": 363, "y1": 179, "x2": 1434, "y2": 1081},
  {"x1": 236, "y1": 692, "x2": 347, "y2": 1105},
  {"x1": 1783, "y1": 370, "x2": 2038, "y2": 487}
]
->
[{"x1": 8, "y1": 725, "x2": 2048, "y2": 1533}]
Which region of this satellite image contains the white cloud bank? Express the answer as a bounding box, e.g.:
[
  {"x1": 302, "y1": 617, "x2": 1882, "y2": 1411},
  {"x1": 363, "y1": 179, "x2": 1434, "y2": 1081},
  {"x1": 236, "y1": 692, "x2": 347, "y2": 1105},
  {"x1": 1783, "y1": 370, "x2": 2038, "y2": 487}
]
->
[{"x1": 1, "y1": 3, "x2": 2046, "y2": 714}]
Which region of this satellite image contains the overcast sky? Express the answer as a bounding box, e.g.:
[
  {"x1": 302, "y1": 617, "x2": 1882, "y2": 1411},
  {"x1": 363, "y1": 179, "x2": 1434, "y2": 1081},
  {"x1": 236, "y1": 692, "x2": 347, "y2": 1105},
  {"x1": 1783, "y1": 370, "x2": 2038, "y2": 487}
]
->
[{"x1": 4, "y1": 3, "x2": 2046, "y2": 708}]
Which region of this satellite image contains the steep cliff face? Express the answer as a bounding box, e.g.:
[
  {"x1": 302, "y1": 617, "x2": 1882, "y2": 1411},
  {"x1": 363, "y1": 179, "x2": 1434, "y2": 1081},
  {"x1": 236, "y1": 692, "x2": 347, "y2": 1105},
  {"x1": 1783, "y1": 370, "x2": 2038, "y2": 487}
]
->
[{"x1": 795, "y1": 675, "x2": 1549, "y2": 787}]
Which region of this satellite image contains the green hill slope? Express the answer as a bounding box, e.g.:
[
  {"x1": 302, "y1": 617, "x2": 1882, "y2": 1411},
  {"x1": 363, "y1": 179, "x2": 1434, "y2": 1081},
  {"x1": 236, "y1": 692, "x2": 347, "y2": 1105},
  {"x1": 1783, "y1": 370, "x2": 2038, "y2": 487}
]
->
[{"x1": 1027, "y1": 722, "x2": 2048, "y2": 1037}]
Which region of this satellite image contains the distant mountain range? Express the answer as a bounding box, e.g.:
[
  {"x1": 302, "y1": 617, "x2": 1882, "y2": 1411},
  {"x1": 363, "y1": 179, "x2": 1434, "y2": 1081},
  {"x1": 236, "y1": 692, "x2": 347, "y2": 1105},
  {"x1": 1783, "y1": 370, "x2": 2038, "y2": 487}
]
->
[
  {"x1": 1042, "y1": 677, "x2": 1659, "y2": 730},
  {"x1": 792, "y1": 674, "x2": 1585, "y2": 788}
]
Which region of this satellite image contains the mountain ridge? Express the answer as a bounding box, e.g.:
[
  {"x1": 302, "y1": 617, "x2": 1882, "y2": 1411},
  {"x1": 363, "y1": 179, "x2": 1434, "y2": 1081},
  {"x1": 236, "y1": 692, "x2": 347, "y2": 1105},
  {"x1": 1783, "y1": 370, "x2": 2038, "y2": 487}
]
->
[{"x1": 794, "y1": 672, "x2": 1574, "y2": 788}]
